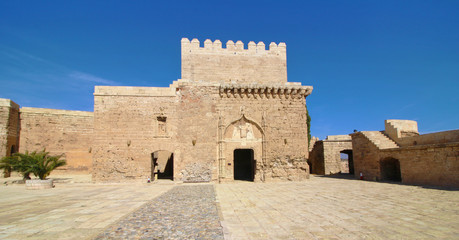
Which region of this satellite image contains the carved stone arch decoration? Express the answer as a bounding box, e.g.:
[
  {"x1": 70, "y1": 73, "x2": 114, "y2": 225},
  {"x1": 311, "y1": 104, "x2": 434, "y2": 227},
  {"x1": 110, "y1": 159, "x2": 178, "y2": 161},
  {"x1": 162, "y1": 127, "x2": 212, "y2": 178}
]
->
[{"x1": 224, "y1": 114, "x2": 264, "y2": 141}]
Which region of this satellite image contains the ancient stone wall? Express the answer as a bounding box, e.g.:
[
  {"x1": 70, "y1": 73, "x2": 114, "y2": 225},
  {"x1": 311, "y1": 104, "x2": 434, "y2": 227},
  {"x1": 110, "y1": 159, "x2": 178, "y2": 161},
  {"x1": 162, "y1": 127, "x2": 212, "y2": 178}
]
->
[
  {"x1": 351, "y1": 128, "x2": 459, "y2": 187},
  {"x1": 93, "y1": 81, "x2": 312, "y2": 183},
  {"x1": 19, "y1": 107, "x2": 93, "y2": 173},
  {"x1": 308, "y1": 141, "x2": 324, "y2": 174},
  {"x1": 0, "y1": 98, "x2": 20, "y2": 159},
  {"x1": 92, "y1": 37, "x2": 312, "y2": 183},
  {"x1": 379, "y1": 143, "x2": 459, "y2": 187},
  {"x1": 350, "y1": 132, "x2": 383, "y2": 180},
  {"x1": 309, "y1": 136, "x2": 319, "y2": 152},
  {"x1": 308, "y1": 135, "x2": 353, "y2": 175},
  {"x1": 217, "y1": 83, "x2": 311, "y2": 181},
  {"x1": 181, "y1": 38, "x2": 287, "y2": 84},
  {"x1": 92, "y1": 86, "x2": 179, "y2": 182},
  {"x1": 394, "y1": 130, "x2": 459, "y2": 147},
  {"x1": 175, "y1": 83, "x2": 219, "y2": 182},
  {"x1": 384, "y1": 119, "x2": 419, "y2": 145}
]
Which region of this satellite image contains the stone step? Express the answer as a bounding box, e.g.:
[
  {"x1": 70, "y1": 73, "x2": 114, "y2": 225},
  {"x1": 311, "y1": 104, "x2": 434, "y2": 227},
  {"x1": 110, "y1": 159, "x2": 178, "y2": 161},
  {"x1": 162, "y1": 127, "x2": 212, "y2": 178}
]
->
[{"x1": 361, "y1": 131, "x2": 398, "y2": 149}]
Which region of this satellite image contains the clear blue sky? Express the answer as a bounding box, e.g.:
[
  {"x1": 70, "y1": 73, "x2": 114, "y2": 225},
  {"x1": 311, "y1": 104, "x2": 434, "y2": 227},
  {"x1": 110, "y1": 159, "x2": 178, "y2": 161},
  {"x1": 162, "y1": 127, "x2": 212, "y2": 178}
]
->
[{"x1": 1, "y1": 0, "x2": 458, "y2": 139}]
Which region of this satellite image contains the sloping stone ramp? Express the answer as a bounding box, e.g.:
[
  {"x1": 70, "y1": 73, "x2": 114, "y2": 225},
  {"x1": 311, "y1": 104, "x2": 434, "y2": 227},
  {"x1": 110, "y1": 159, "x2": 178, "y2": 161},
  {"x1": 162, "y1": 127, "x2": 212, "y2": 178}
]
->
[{"x1": 94, "y1": 185, "x2": 224, "y2": 240}]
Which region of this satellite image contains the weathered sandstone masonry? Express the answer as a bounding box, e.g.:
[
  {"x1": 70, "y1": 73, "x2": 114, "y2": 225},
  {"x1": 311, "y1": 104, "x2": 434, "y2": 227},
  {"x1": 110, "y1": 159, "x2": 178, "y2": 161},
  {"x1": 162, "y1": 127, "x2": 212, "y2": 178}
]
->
[
  {"x1": 92, "y1": 86, "x2": 178, "y2": 182},
  {"x1": 181, "y1": 38, "x2": 287, "y2": 84},
  {"x1": 351, "y1": 120, "x2": 459, "y2": 187},
  {"x1": 0, "y1": 38, "x2": 313, "y2": 183},
  {"x1": 0, "y1": 100, "x2": 94, "y2": 174},
  {"x1": 0, "y1": 99, "x2": 20, "y2": 160},
  {"x1": 92, "y1": 38, "x2": 313, "y2": 182},
  {"x1": 309, "y1": 135, "x2": 353, "y2": 175},
  {"x1": 19, "y1": 107, "x2": 93, "y2": 173}
]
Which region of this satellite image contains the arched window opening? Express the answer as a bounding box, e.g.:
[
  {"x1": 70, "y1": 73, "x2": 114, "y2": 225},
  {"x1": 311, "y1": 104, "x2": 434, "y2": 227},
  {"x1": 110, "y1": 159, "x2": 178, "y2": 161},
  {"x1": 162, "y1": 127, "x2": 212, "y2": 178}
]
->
[
  {"x1": 380, "y1": 158, "x2": 401, "y2": 182},
  {"x1": 10, "y1": 145, "x2": 17, "y2": 155}
]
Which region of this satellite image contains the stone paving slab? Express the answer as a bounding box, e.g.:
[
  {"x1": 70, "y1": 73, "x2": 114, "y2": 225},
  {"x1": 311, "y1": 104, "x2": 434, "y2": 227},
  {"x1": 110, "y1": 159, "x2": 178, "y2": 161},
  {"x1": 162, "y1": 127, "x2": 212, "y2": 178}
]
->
[
  {"x1": 95, "y1": 184, "x2": 224, "y2": 239},
  {"x1": 215, "y1": 175, "x2": 459, "y2": 240},
  {"x1": 0, "y1": 181, "x2": 173, "y2": 239},
  {"x1": 1, "y1": 175, "x2": 458, "y2": 240}
]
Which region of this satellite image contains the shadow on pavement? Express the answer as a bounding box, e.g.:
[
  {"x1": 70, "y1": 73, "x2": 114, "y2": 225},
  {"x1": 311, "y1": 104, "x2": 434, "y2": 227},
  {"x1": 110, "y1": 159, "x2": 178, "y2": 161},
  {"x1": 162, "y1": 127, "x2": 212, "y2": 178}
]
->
[{"x1": 314, "y1": 173, "x2": 459, "y2": 191}]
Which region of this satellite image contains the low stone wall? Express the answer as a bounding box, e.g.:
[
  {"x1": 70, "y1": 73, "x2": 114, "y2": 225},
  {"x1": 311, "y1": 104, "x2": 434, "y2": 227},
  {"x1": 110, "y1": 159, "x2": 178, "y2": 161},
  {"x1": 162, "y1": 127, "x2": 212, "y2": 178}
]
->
[
  {"x1": 395, "y1": 130, "x2": 459, "y2": 147},
  {"x1": 25, "y1": 179, "x2": 54, "y2": 190},
  {"x1": 351, "y1": 131, "x2": 459, "y2": 188},
  {"x1": 380, "y1": 143, "x2": 459, "y2": 187}
]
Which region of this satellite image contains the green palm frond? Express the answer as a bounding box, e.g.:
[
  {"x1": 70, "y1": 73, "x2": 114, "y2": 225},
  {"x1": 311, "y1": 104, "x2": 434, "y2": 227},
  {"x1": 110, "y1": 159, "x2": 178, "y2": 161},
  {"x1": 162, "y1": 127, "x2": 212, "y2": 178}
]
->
[{"x1": 1, "y1": 149, "x2": 67, "y2": 180}]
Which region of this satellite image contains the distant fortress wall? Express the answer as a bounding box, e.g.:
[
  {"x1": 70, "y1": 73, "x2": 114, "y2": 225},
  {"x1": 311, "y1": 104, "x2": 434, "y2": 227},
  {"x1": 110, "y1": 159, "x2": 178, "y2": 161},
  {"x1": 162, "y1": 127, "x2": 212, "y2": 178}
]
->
[
  {"x1": 19, "y1": 107, "x2": 94, "y2": 173},
  {"x1": 181, "y1": 38, "x2": 287, "y2": 84}
]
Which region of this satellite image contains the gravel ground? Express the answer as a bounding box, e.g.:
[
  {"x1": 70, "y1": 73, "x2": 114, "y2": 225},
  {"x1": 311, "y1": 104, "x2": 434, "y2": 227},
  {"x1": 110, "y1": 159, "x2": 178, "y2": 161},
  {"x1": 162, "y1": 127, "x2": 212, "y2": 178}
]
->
[{"x1": 94, "y1": 184, "x2": 224, "y2": 240}]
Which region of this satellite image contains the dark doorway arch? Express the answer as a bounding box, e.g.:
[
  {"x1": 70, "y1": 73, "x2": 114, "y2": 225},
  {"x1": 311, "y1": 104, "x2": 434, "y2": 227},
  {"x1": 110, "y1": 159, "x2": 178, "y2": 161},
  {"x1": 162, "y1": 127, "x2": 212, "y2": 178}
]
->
[
  {"x1": 233, "y1": 149, "x2": 254, "y2": 181},
  {"x1": 10, "y1": 145, "x2": 17, "y2": 155},
  {"x1": 380, "y1": 157, "x2": 401, "y2": 181},
  {"x1": 151, "y1": 150, "x2": 174, "y2": 180},
  {"x1": 340, "y1": 149, "x2": 354, "y2": 174}
]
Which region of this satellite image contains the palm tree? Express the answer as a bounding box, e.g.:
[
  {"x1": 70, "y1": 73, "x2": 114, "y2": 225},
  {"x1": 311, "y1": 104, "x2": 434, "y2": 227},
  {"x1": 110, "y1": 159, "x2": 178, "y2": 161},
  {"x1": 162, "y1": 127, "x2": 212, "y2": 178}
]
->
[
  {"x1": 26, "y1": 150, "x2": 66, "y2": 180},
  {"x1": 0, "y1": 150, "x2": 66, "y2": 180},
  {"x1": 0, "y1": 155, "x2": 15, "y2": 178},
  {"x1": 0, "y1": 154, "x2": 33, "y2": 179}
]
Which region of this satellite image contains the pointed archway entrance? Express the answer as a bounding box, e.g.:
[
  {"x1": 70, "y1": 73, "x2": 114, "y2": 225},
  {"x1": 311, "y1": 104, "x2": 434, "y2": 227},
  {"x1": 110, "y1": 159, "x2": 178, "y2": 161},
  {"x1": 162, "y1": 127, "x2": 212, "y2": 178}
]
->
[{"x1": 218, "y1": 113, "x2": 265, "y2": 182}]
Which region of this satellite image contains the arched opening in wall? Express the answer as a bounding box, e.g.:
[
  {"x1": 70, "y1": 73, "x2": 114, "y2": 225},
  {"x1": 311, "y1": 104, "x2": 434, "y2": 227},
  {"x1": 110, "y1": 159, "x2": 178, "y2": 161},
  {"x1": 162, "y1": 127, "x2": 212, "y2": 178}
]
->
[
  {"x1": 340, "y1": 150, "x2": 354, "y2": 174},
  {"x1": 10, "y1": 145, "x2": 17, "y2": 155},
  {"x1": 233, "y1": 149, "x2": 254, "y2": 181},
  {"x1": 151, "y1": 150, "x2": 174, "y2": 180},
  {"x1": 380, "y1": 157, "x2": 401, "y2": 182}
]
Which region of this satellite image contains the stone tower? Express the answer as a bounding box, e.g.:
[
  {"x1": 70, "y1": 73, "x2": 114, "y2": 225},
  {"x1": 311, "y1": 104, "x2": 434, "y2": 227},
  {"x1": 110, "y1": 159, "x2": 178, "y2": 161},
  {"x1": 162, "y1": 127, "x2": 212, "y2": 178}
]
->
[{"x1": 92, "y1": 38, "x2": 313, "y2": 182}]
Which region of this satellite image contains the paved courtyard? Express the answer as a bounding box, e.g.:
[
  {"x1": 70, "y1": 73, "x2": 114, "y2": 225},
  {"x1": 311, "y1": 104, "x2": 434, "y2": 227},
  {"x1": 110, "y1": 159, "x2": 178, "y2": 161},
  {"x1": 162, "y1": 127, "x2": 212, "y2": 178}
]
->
[
  {"x1": 0, "y1": 175, "x2": 458, "y2": 239},
  {"x1": 216, "y1": 176, "x2": 459, "y2": 239}
]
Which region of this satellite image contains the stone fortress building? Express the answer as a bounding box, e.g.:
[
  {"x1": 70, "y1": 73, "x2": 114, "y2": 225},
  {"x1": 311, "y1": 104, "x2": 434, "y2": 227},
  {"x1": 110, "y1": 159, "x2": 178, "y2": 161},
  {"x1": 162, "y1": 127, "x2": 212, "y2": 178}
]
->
[
  {"x1": 2, "y1": 37, "x2": 458, "y2": 187},
  {"x1": 1, "y1": 38, "x2": 313, "y2": 183},
  {"x1": 309, "y1": 120, "x2": 459, "y2": 187}
]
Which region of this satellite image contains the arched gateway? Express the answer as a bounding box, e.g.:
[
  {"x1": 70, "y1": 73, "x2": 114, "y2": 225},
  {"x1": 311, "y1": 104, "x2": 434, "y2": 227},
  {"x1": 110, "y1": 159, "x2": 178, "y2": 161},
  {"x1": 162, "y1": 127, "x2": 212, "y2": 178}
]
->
[{"x1": 219, "y1": 115, "x2": 264, "y2": 182}]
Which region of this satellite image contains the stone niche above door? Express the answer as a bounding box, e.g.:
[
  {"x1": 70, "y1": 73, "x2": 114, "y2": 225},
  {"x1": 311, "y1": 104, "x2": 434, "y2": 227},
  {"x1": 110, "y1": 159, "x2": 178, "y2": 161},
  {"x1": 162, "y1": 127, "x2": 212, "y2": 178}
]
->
[{"x1": 224, "y1": 116, "x2": 263, "y2": 143}]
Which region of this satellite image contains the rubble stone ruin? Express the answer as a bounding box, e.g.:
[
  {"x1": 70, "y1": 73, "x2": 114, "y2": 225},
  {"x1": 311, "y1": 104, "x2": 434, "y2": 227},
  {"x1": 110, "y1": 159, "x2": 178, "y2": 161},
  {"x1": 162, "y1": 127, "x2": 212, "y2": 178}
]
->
[{"x1": 0, "y1": 38, "x2": 313, "y2": 183}]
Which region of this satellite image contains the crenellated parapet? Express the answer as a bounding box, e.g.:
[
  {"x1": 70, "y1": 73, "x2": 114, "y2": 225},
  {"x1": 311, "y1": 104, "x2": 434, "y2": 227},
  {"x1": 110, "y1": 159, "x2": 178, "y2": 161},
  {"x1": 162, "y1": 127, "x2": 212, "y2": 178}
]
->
[
  {"x1": 219, "y1": 84, "x2": 313, "y2": 99},
  {"x1": 181, "y1": 38, "x2": 286, "y2": 57},
  {"x1": 181, "y1": 37, "x2": 288, "y2": 84}
]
